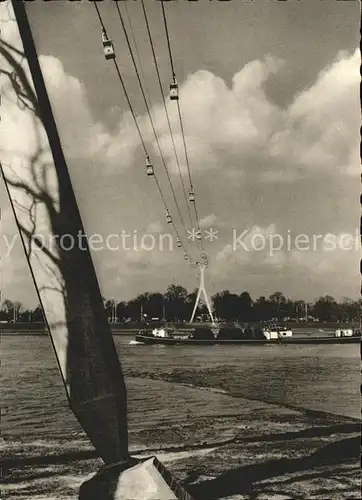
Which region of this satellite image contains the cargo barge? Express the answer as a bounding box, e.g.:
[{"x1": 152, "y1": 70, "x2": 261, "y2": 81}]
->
[{"x1": 134, "y1": 322, "x2": 361, "y2": 346}]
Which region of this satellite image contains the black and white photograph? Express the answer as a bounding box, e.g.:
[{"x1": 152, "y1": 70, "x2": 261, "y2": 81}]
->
[{"x1": 0, "y1": 0, "x2": 360, "y2": 498}]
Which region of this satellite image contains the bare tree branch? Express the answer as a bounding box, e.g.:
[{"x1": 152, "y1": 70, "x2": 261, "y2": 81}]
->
[{"x1": 0, "y1": 41, "x2": 38, "y2": 116}]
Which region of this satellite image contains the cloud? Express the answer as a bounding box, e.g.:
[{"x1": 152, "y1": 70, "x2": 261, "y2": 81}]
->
[
  {"x1": 0, "y1": 3, "x2": 358, "y2": 306},
  {"x1": 139, "y1": 57, "x2": 283, "y2": 177},
  {"x1": 214, "y1": 224, "x2": 279, "y2": 266},
  {"x1": 145, "y1": 221, "x2": 163, "y2": 233},
  {"x1": 288, "y1": 230, "x2": 360, "y2": 274},
  {"x1": 140, "y1": 50, "x2": 358, "y2": 186},
  {"x1": 211, "y1": 223, "x2": 360, "y2": 299},
  {"x1": 39, "y1": 56, "x2": 111, "y2": 160},
  {"x1": 268, "y1": 49, "x2": 359, "y2": 180},
  {"x1": 2, "y1": 0, "x2": 358, "y2": 186},
  {"x1": 199, "y1": 214, "x2": 219, "y2": 228},
  {"x1": 0, "y1": 2, "x2": 139, "y2": 172}
]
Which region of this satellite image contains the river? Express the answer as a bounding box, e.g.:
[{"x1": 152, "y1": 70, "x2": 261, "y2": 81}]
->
[{"x1": 1, "y1": 334, "x2": 360, "y2": 499}]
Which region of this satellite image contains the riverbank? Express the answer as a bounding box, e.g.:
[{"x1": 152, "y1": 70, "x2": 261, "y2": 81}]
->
[
  {"x1": 2, "y1": 335, "x2": 360, "y2": 499},
  {"x1": 2, "y1": 395, "x2": 360, "y2": 499}
]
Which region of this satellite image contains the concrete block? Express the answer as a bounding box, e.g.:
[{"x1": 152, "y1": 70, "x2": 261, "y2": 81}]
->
[{"x1": 79, "y1": 456, "x2": 194, "y2": 500}]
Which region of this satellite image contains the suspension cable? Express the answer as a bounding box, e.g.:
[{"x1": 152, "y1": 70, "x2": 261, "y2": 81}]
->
[
  {"x1": 139, "y1": 0, "x2": 194, "y2": 230},
  {"x1": 113, "y1": 1, "x2": 195, "y2": 258},
  {"x1": 123, "y1": 2, "x2": 152, "y2": 110},
  {"x1": 160, "y1": 0, "x2": 205, "y2": 255},
  {"x1": 93, "y1": 3, "x2": 193, "y2": 262},
  {"x1": 160, "y1": 0, "x2": 176, "y2": 78}
]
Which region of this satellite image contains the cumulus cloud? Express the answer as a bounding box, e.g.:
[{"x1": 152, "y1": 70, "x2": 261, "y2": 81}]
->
[
  {"x1": 140, "y1": 50, "x2": 358, "y2": 185},
  {"x1": 2, "y1": 0, "x2": 358, "y2": 185},
  {"x1": 0, "y1": 0, "x2": 358, "y2": 305},
  {"x1": 39, "y1": 56, "x2": 110, "y2": 159},
  {"x1": 214, "y1": 224, "x2": 279, "y2": 267},
  {"x1": 269, "y1": 49, "x2": 359, "y2": 180},
  {"x1": 199, "y1": 214, "x2": 219, "y2": 228},
  {"x1": 0, "y1": 3, "x2": 139, "y2": 172},
  {"x1": 138, "y1": 57, "x2": 283, "y2": 176},
  {"x1": 211, "y1": 223, "x2": 359, "y2": 298}
]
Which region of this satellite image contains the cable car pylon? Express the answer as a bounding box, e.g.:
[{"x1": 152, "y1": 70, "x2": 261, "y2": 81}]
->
[{"x1": 190, "y1": 263, "x2": 215, "y2": 326}]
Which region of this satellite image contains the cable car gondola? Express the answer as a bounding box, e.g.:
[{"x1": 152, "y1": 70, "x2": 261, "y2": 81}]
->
[
  {"x1": 170, "y1": 76, "x2": 179, "y2": 101},
  {"x1": 101, "y1": 28, "x2": 115, "y2": 60},
  {"x1": 166, "y1": 209, "x2": 172, "y2": 224},
  {"x1": 146, "y1": 155, "x2": 154, "y2": 176}
]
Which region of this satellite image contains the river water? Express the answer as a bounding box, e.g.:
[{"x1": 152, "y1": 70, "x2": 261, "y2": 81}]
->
[{"x1": 1, "y1": 334, "x2": 360, "y2": 499}]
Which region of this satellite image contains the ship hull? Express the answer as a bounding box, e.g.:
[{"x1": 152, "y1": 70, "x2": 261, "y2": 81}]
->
[
  {"x1": 135, "y1": 334, "x2": 268, "y2": 345},
  {"x1": 278, "y1": 336, "x2": 360, "y2": 345},
  {"x1": 135, "y1": 334, "x2": 360, "y2": 346}
]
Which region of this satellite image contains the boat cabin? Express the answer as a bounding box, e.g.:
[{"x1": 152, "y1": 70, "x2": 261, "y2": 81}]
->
[
  {"x1": 262, "y1": 323, "x2": 293, "y2": 340},
  {"x1": 335, "y1": 328, "x2": 353, "y2": 337},
  {"x1": 152, "y1": 328, "x2": 168, "y2": 338}
]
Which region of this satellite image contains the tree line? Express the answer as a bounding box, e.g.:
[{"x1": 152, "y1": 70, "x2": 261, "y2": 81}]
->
[{"x1": 0, "y1": 285, "x2": 360, "y2": 324}]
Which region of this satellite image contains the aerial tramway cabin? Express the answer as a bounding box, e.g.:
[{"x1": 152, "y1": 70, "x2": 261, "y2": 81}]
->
[{"x1": 101, "y1": 28, "x2": 115, "y2": 60}]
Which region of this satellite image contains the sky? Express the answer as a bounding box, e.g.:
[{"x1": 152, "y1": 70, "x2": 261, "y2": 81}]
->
[{"x1": 0, "y1": 0, "x2": 360, "y2": 308}]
